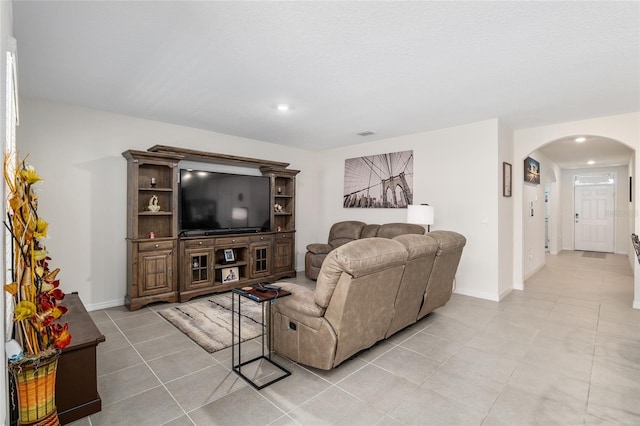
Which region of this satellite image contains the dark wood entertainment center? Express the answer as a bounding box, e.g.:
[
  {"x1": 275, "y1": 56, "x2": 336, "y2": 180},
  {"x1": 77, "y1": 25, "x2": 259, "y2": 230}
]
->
[{"x1": 123, "y1": 146, "x2": 299, "y2": 310}]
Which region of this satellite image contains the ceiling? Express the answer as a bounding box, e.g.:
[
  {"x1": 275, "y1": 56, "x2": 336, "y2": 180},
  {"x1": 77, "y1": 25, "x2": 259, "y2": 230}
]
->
[
  {"x1": 12, "y1": 1, "x2": 640, "y2": 162},
  {"x1": 537, "y1": 136, "x2": 634, "y2": 170}
]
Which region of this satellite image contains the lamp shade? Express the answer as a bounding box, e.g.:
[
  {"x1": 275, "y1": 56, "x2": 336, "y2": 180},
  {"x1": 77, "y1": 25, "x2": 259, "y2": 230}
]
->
[{"x1": 407, "y1": 204, "x2": 434, "y2": 226}]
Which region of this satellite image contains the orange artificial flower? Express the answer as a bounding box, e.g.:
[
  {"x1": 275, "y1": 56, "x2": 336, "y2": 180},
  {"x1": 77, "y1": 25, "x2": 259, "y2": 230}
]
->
[{"x1": 52, "y1": 323, "x2": 71, "y2": 349}]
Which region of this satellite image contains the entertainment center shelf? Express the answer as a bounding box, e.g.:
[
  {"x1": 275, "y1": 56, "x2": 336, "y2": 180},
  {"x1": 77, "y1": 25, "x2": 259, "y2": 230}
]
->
[{"x1": 123, "y1": 147, "x2": 299, "y2": 310}]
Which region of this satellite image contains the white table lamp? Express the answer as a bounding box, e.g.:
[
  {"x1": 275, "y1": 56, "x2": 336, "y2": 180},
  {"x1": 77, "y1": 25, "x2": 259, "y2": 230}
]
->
[{"x1": 407, "y1": 204, "x2": 435, "y2": 232}]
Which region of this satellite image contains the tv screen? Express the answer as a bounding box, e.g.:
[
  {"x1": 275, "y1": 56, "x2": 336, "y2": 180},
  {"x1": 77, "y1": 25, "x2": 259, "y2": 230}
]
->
[{"x1": 179, "y1": 169, "x2": 270, "y2": 234}]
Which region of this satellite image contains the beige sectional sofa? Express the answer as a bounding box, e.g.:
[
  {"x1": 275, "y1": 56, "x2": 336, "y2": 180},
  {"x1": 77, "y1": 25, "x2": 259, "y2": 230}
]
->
[
  {"x1": 304, "y1": 221, "x2": 427, "y2": 280},
  {"x1": 272, "y1": 230, "x2": 466, "y2": 370}
]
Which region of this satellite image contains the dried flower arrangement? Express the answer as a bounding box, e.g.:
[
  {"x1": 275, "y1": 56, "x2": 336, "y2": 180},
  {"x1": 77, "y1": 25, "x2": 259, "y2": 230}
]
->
[{"x1": 4, "y1": 155, "x2": 71, "y2": 358}]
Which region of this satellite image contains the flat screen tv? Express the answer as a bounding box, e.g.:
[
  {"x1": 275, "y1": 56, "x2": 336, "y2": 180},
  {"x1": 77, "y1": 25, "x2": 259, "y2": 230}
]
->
[{"x1": 179, "y1": 169, "x2": 270, "y2": 235}]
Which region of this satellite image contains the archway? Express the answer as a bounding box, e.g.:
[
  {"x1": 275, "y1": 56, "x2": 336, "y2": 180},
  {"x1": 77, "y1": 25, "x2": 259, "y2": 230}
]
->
[
  {"x1": 520, "y1": 136, "x2": 632, "y2": 280},
  {"x1": 513, "y1": 114, "x2": 639, "y2": 310}
]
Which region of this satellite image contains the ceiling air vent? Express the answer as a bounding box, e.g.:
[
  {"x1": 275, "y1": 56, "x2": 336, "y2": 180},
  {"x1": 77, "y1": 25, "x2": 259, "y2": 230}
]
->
[{"x1": 357, "y1": 131, "x2": 375, "y2": 136}]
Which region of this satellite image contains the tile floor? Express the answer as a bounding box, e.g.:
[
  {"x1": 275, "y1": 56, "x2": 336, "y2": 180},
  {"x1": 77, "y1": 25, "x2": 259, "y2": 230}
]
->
[{"x1": 72, "y1": 251, "x2": 640, "y2": 425}]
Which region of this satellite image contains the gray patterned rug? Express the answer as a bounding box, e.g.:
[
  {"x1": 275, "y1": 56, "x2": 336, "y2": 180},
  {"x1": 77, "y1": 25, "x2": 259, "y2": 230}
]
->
[{"x1": 159, "y1": 293, "x2": 263, "y2": 353}]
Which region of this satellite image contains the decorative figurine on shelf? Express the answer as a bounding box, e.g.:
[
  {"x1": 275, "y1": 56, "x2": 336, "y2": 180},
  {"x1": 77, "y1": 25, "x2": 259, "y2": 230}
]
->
[
  {"x1": 148, "y1": 231, "x2": 155, "y2": 239},
  {"x1": 277, "y1": 186, "x2": 282, "y2": 194},
  {"x1": 148, "y1": 195, "x2": 160, "y2": 212},
  {"x1": 150, "y1": 177, "x2": 157, "y2": 188},
  {"x1": 274, "y1": 203, "x2": 283, "y2": 212}
]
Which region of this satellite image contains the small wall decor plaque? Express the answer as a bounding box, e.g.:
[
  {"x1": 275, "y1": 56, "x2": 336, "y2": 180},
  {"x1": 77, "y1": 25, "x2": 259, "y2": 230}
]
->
[{"x1": 524, "y1": 156, "x2": 540, "y2": 185}]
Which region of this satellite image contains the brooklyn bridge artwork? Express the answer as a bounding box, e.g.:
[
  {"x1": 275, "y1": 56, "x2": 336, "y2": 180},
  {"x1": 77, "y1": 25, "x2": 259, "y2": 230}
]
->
[{"x1": 343, "y1": 150, "x2": 414, "y2": 208}]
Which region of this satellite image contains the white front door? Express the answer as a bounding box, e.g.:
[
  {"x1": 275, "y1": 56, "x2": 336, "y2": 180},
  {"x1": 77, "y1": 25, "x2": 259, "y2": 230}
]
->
[{"x1": 574, "y1": 184, "x2": 615, "y2": 252}]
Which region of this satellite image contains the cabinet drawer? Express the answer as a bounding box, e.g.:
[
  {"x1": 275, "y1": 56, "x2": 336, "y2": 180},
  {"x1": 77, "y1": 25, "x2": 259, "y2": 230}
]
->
[
  {"x1": 250, "y1": 234, "x2": 273, "y2": 243},
  {"x1": 276, "y1": 232, "x2": 294, "y2": 239},
  {"x1": 183, "y1": 238, "x2": 214, "y2": 249},
  {"x1": 138, "y1": 240, "x2": 175, "y2": 252},
  {"x1": 216, "y1": 236, "x2": 249, "y2": 246}
]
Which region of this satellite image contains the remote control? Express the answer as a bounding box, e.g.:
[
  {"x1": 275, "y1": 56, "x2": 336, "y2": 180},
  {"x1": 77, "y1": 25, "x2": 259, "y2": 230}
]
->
[{"x1": 264, "y1": 284, "x2": 281, "y2": 291}]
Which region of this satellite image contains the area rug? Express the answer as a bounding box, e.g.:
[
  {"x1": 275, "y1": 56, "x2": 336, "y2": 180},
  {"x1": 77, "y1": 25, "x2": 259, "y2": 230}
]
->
[
  {"x1": 158, "y1": 293, "x2": 264, "y2": 353},
  {"x1": 581, "y1": 251, "x2": 607, "y2": 259}
]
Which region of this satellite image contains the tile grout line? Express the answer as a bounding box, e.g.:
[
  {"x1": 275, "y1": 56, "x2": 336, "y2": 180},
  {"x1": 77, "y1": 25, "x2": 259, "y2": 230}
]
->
[
  {"x1": 103, "y1": 309, "x2": 199, "y2": 426},
  {"x1": 583, "y1": 300, "x2": 602, "y2": 422}
]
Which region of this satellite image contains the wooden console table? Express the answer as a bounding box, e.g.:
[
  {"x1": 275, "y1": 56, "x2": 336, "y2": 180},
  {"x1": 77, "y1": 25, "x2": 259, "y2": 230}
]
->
[{"x1": 56, "y1": 292, "x2": 106, "y2": 424}]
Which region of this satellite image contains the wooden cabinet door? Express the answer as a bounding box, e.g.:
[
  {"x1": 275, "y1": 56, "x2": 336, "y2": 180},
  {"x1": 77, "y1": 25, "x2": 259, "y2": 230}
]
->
[
  {"x1": 183, "y1": 248, "x2": 214, "y2": 290},
  {"x1": 250, "y1": 243, "x2": 271, "y2": 278},
  {"x1": 137, "y1": 249, "x2": 174, "y2": 296},
  {"x1": 274, "y1": 233, "x2": 294, "y2": 272}
]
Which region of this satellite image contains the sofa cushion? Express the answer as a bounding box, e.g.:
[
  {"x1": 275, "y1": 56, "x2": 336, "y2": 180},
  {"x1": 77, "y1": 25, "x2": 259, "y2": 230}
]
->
[
  {"x1": 333, "y1": 237, "x2": 408, "y2": 278},
  {"x1": 360, "y1": 224, "x2": 380, "y2": 238},
  {"x1": 308, "y1": 253, "x2": 327, "y2": 269},
  {"x1": 306, "y1": 243, "x2": 333, "y2": 254},
  {"x1": 376, "y1": 223, "x2": 425, "y2": 239},
  {"x1": 314, "y1": 238, "x2": 408, "y2": 308},
  {"x1": 271, "y1": 284, "x2": 326, "y2": 330},
  {"x1": 428, "y1": 230, "x2": 467, "y2": 255},
  {"x1": 328, "y1": 221, "x2": 366, "y2": 247},
  {"x1": 393, "y1": 234, "x2": 439, "y2": 260},
  {"x1": 330, "y1": 238, "x2": 357, "y2": 249}
]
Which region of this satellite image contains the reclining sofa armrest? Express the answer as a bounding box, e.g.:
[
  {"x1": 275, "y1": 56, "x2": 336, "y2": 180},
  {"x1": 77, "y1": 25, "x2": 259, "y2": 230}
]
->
[
  {"x1": 272, "y1": 283, "x2": 326, "y2": 330},
  {"x1": 306, "y1": 243, "x2": 333, "y2": 255}
]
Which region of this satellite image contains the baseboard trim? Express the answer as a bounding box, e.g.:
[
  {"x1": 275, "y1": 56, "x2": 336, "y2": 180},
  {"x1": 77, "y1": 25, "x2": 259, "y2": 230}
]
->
[
  {"x1": 85, "y1": 298, "x2": 124, "y2": 312},
  {"x1": 454, "y1": 288, "x2": 500, "y2": 302},
  {"x1": 498, "y1": 287, "x2": 514, "y2": 301},
  {"x1": 523, "y1": 262, "x2": 545, "y2": 281}
]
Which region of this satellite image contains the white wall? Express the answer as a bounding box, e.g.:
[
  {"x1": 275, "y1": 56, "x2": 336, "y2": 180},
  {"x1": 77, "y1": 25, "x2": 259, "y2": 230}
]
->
[
  {"x1": 547, "y1": 164, "x2": 563, "y2": 255},
  {"x1": 17, "y1": 98, "x2": 322, "y2": 310},
  {"x1": 319, "y1": 119, "x2": 504, "y2": 301},
  {"x1": 514, "y1": 112, "x2": 640, "y2": 308},
  {"x1": 522, "y1": 150, "x2": 560, "y2": 279},
  {"x1": 560, "y1": 166, "x2": 630, "y2": 254},
  {"x1": 498, "y1": 122, "x2": 514, "y2": 298}
]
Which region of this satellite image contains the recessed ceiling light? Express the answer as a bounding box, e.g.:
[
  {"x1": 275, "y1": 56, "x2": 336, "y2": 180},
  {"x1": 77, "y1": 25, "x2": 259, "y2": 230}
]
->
[
  {"x1": 276, "y1": 104, "x2": 290, "y2": 111},
  {"x1": 575, "y1": 137, "x2": 586, "y2": 143},
  {"x1": 587, "y1": 160, "x2": 595, "y2": 165}
]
